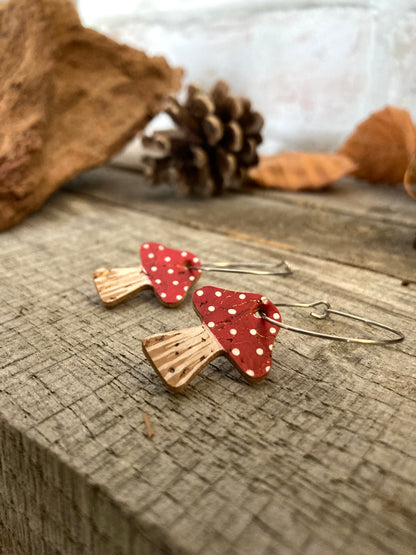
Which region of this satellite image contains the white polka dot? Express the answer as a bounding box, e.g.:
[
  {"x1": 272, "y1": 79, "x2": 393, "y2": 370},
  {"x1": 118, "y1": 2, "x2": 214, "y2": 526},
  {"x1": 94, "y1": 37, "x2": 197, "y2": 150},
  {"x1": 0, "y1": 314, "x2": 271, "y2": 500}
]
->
[
  {"x1": 181, "y1": 251, "x2": 188, "y2": 257},
  {"x1": 256, "y1": 348, "x2": 264, "y2": 355},
  {"x1": 208, "y1": 321, "x2": 215, "y2": 328},
  {"x1": 193, "y1": 257, "x2": 199, "y2": 263},
  {"x1": 184, "y1": 286, "x2": 189, "y2": 291},
  {"x1": 148, "y1": 253, "x2": 155, "y2": 258},
  {"x1": 196, "y1": 290, "x2": 204, "y2": 296},
  {"x1": 208, "y1": 306, "x2": 215, "y2": 312},
  {"x1": 161, "y1": 293, "x2": 166, "y2": 298},
  {"x1": 158, "y1": 245, "x2": 164, "y2": 250},
  {"x1": 215, "y1": 291, "x2": 222, "y2": 297},
  {"x1": 261, "y1": 296, "x2": 267, "y2": 302},
  {"x1": 143, "y1": 244, "x2": 149, "y2": 249},
  {"x1": 173, "y1": 280, "x2": 179, "y2": 285},
  {"x1": 269, "y1": 344, "x2": 273, "y2": 351},
  {"x1": 168, "y1": 269, "x2": 174, "y2": 274},
  {"x1": 164, "y1": 256, "x2": 171, "y2": 262},
  {"x1": 247, "y1": 370, "x2": 255, "y2": 377},
  {"x1": 151, "y1": 266, "x2": 157, "y2": 272},
  {"x1": 190, "y1": 276, "x2": 195, "y2": 281},
  {"x1": 250, "y1": 329, "x2": 256, "y2": 336},
  {"x1": 239, "y1": 294, "x2": 246, "y2": 299},
  {"x1": 270, "y1": 327, "x2": 277, "y2": 334},
  {"x1": 155, "y1": 279, "x2": 161, "y2": 284},
  {"x1": 273, "y1": 313, "x2": 280, "y2": 320},
  {"x1": 230, "y1": 329, "x2": 237, "y2": 335},
  {"x1": 228, "y1": 308, "x2": 237, "y2": 315},
  {"x1": 232, "y1": 348, "x2": 240, "y2": 356},
  {"x1": 176, "y1": 295, "x2": 183, "y2": 301},
  {"x1": 265, "y1": 366, "x2": 271, "y2": 372}
]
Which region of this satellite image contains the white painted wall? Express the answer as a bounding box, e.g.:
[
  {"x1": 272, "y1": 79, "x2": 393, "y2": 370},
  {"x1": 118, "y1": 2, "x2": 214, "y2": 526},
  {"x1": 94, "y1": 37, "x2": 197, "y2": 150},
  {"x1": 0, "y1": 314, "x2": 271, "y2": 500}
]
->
[{"x1": 78, "y1": 0, "x2": 416, "y2": 154}]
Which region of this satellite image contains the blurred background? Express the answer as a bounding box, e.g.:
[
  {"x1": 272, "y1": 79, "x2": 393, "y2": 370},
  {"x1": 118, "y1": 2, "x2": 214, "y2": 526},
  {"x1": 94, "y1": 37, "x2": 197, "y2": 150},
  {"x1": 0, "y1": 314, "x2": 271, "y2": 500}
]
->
[{"x1": 77, "y1": 0, "x2": 416, "y2": 154}]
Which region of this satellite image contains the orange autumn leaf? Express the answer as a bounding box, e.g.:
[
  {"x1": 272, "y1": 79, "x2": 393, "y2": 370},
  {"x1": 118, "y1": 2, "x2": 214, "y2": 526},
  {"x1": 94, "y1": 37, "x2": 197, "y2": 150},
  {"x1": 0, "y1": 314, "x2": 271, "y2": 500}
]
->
[
  {"x1": 404, "y1": 151, "x2": 416, "y2": 200},
  {"x1": 338, "y1": 106, "x2": 416, "y2": 184},
  {"x1": 248, "y1": 152, "x2": 356, "y2": 191}
]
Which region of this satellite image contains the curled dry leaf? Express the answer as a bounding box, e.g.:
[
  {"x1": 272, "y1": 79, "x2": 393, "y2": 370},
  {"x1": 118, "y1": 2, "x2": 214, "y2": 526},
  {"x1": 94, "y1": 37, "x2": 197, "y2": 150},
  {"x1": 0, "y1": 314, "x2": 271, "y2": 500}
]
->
[
  {"x1": 248, "y1": 152, "x2": 356, "y2": 191},
  {"x1": 404, "y1": 152, "x2": 416, "y2": 200},
  {"x1": 338, "y1": 106, "x2": 416, "y2": 184}
]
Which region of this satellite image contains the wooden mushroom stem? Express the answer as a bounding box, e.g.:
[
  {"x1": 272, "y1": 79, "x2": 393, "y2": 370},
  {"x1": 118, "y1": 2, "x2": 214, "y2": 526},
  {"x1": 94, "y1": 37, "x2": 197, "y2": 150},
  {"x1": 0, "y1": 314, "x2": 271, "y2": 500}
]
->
[
  {"x1": 93, "y1": 267, "x2": 151, "y2": 308},
  {"x1": 142, "y1": 324, "x2": 223, "y2": 391}
]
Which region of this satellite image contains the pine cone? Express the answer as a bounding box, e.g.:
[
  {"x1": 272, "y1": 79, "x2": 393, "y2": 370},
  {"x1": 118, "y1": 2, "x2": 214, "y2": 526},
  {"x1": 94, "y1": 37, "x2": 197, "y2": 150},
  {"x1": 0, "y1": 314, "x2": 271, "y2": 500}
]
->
[{"x1": 142, "y1": 80, "x2": 264, "y2": 195}]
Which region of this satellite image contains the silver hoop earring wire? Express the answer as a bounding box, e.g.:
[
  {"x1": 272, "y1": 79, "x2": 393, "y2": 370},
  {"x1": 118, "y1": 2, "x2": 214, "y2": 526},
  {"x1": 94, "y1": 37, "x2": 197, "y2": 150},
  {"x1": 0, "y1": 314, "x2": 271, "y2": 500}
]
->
[
  {"x1": 261, "y1": 301, "x2": 404, "y2": 345},
  {"x1": 189, "y1": 261, "x2": 293, "y2": 276}
]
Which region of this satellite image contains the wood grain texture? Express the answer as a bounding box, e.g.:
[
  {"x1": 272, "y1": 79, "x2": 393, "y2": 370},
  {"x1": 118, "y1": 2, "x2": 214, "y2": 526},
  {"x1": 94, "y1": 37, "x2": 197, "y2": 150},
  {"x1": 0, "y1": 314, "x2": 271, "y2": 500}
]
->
[
  {"x1": 93, "y1": 267, "x2": 151, "y2": 307},
  {"x1": 68, "y1": 168, "x2": 416, "y2": 281},
  {"x1": 142, "y1": 325, "x2": 222, "y2": 391},
  {"x1": 0, "y1": 167, "x2": 415, "y2": 555}
]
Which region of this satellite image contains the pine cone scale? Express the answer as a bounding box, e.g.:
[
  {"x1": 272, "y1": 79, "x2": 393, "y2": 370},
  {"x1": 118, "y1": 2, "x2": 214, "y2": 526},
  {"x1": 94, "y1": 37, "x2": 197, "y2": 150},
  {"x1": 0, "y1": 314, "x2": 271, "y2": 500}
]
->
[{"x1": 143, "y1": 80, "x2": 264, "y2": 195}]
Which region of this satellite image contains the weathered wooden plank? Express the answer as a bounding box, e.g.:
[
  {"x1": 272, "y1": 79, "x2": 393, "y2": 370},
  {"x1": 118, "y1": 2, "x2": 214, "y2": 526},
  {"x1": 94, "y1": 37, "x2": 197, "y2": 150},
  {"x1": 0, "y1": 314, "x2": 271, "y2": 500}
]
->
[
  {"x1": 67, "y1": 167, "x2": 416, "y2": 281},
  {"x1": 0, "y1": 188, "x2": 415, "y2": 555}
]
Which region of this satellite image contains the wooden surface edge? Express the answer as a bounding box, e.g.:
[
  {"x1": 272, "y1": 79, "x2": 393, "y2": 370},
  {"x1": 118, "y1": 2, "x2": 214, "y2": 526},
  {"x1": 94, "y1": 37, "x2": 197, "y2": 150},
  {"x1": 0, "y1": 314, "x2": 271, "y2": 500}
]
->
[
  {"x1": 0, "y1": 415, "x2": 189, "y2": 555},
  {"x1": 0, "y1": 175, "x2": 415, "y2": 555}
]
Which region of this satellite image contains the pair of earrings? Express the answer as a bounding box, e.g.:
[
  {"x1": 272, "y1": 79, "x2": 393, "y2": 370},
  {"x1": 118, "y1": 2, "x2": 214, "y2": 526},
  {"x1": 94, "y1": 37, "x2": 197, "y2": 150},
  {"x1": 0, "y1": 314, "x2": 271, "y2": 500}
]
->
[
  {"x1": 93, "y1": 241, "x2": 291, "y2": 308},
  {"x1": 94, "y1": 242, "x2": 404, "y2": 392}
]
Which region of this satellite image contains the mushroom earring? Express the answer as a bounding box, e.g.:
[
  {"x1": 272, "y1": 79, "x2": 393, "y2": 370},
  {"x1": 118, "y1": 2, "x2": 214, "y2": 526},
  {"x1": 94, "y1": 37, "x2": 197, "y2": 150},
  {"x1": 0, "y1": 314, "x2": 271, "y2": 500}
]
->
[
  {"x1": 142, "y1": 286, "x2": 281, "y2": 391},
  {"x1": 93, "y1": 242, "x2": 291, "y2": 308},
  {"x1": 142, "y1": 286, "x2": 404, "y2": 392},
  {"x1": 94, "y1": 242, "x2": 201, "y2": 308}
]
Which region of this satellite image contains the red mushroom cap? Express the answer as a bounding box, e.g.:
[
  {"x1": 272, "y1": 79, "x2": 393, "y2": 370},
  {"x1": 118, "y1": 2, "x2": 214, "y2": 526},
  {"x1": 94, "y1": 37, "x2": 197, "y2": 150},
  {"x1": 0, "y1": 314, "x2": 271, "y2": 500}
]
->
[
  {"x1": 192, "y1": 286, "x2": 281, "y2": 381},
  {"x1": 140, "y1": 242, "x2": 202, "y2": 306}
]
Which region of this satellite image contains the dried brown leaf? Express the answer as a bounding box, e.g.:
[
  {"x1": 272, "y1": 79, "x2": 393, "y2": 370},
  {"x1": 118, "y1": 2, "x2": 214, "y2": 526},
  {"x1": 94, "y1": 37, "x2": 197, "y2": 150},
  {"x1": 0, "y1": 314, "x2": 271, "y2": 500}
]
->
[
  {"x1": 248, "y1": 152, "x2": 356, "y2": 191},
  {"x1": 404, "y1": 151, "x2": 416, "y2": 200},
  {"x1": 338, "y1": 106, "x2": 416, "y2": 184}
]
